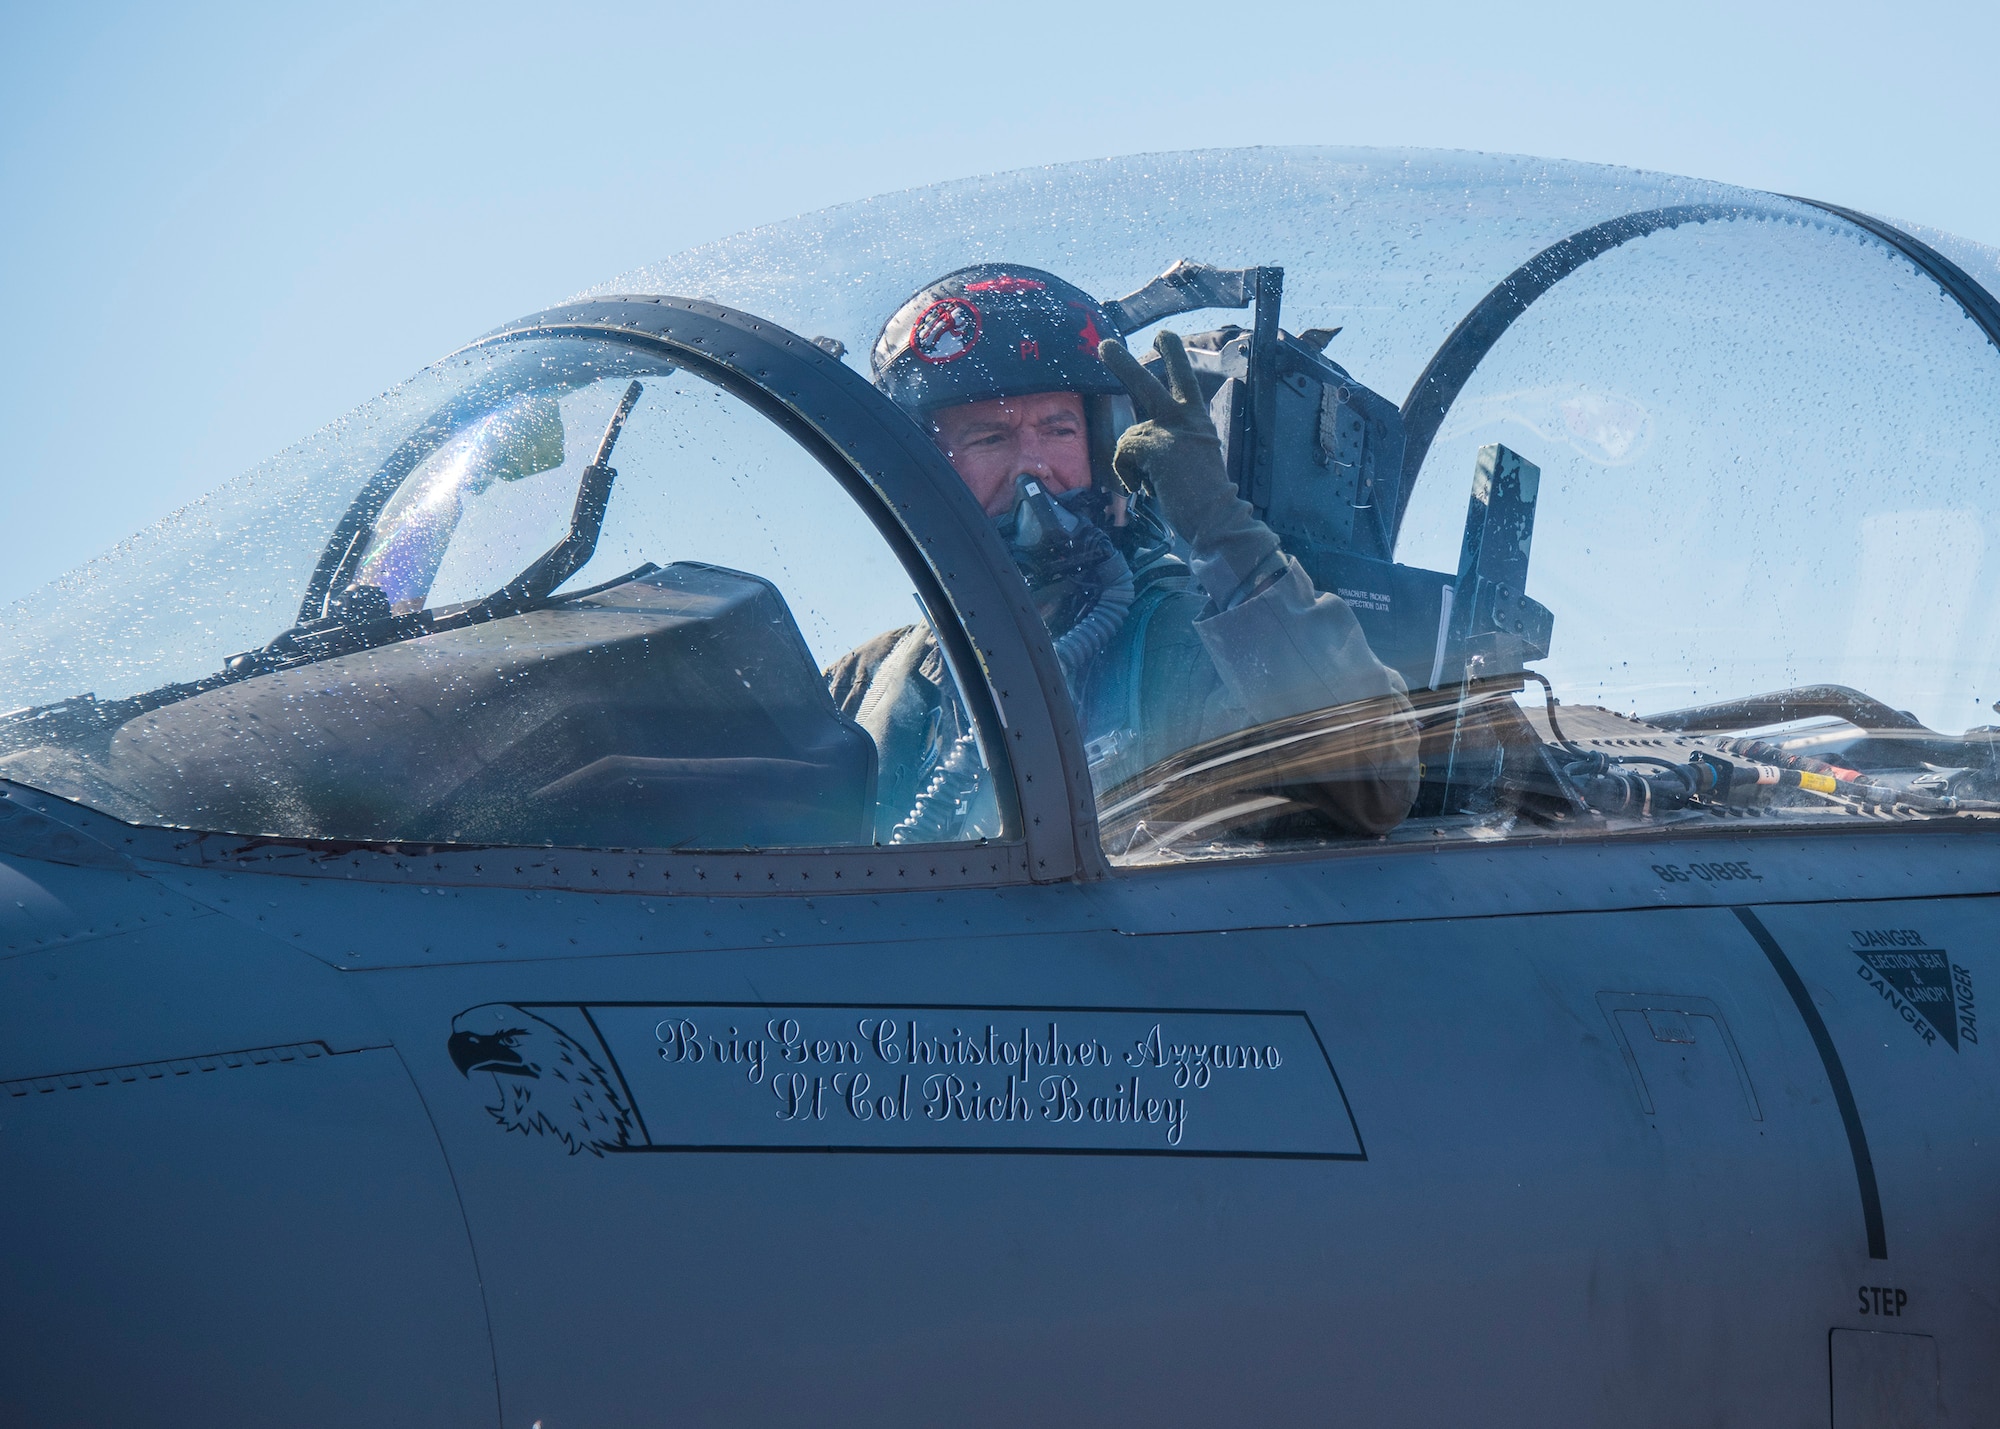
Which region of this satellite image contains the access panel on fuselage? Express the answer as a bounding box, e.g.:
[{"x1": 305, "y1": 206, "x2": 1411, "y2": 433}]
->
[
  {"x1": 0, "y1": 900, "x2": 498, "y2": 1429},
  {"x1": 355, "y1": 879, "x2": 1923, "y2": 1427},
  {"x1": 1737, "y1": 895, "x2": 2000, "y2": 1423}
]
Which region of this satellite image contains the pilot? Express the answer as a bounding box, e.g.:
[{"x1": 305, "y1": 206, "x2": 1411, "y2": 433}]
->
[{"x1": 827, "y1": 264, "x2": 1419, "y2": 845}]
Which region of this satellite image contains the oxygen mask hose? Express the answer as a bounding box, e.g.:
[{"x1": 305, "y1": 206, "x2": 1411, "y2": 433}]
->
[
  {"x1": 890, "y1": 480, "x2": 1135, "y2": 846},
  {"x1": 890, "y1": 729, "x2": 984, "y2": 844},
  {"x1": 1003, "y1": 475, "x2": 1135, "y2": 691}
]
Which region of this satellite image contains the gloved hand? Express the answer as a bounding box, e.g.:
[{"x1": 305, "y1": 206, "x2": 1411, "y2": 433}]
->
[{"x1": 1098, "y1": 330, "x2": 1283, "y2": 607}]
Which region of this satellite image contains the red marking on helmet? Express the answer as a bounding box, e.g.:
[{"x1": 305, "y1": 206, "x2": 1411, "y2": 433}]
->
[
  {"x1": 910, "y1": 298, "x2": 981, "y2": 364},
  {"x1": 1019, "y1": 337, "x2": 1040, "y2": 360},
  {"x1": 965, "y1": 275, "x2": 1048, "y2": 294},
  {"x1": 1073, "y1": 307, "x2": 1105, "y2": 356}
]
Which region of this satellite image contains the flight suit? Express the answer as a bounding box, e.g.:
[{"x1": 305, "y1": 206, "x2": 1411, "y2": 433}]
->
[{"x1": 826, "y1": 540, "x2": 1419, "y2": 846}]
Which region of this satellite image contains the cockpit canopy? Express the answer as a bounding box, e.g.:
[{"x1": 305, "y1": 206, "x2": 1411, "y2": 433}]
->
[{"x1": 4, "y1": 147, "x2": 1999, "y2": 866}]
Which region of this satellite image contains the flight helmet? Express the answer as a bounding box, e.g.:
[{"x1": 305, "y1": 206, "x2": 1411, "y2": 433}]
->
[{"x1": 871, "y1": 264, "x2": 1134, "y2": 493}]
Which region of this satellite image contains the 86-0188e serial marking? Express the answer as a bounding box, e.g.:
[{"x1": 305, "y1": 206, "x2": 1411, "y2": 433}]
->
[{"x1": 1653, "y1": 861, "x2": 1762, "y2": 885}]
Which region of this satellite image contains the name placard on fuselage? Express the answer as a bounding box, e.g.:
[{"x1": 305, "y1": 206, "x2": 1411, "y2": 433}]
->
[{"x1": 533, "y1": 1004, "x2": 1363, "y2": 1159}]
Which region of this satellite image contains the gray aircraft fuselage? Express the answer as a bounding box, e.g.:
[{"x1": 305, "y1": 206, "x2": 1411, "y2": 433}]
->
[
  {"x1": 5, "y1": 209, "x2": 1998, "y2": 1425},
  {"x1": 4, "y1": 803, "x2": 1993, "y2": 1425}
]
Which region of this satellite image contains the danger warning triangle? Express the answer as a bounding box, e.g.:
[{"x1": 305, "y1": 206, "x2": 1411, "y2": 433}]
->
[{"x1": 1854, "y1": 944, "x2": 1959, "y2": 1050}]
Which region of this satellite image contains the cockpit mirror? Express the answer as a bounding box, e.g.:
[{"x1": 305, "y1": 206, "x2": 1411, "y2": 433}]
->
[
  {"x1": 348, "y1": 392, "x2": 567, "y2": 614},
  {"x1": 464, "y1": 391, "x2": 567, "y2": 490}
]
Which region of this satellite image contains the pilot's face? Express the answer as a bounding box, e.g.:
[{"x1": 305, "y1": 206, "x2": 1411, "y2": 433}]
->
[{"x1": 929, "y1": 391, "x2": 1092, "y2": 517}]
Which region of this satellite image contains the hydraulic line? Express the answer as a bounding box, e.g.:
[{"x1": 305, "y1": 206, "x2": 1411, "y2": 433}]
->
[
  {"x1": 1520, "y1": 670, "x2": 1585, "y2": 757},
  {"x1": 1715, "y1": 736, "x2": 2000, "y2": 815},
  {"x1": 1555, "y1": 730, "x2": 2000, "y2": 818},
  {"x1": 1523, "y1": 669, "x2": 1697, "y2": 805}
]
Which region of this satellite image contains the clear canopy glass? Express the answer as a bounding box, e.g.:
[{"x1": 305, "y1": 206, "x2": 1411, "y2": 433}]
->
[
  {"x1": 0, "y1": 336, "x2": 998, "y2": 849},
  {"x1": 4, "y1": 146, "x2": 1998, "y2": 860}
]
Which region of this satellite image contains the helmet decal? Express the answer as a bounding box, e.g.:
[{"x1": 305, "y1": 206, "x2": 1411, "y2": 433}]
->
[
  {"x1": 873, "y1": 263, "x2": 1124, "y2": 413},
  {"x1": 911, "y1": 297, "x2": 982, "y2": 364},
  {"x1": 1072, "y1": 305, "x2": 1106, "y2": 356},
  {"x1": 965, "y1": 274, "x2": 1049, "y2": 295}
]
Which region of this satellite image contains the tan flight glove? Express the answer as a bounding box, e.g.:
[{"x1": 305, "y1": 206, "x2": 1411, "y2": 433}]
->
[{"x1": 1097, "y1": 330, "x2": 1284, "y2": 608}]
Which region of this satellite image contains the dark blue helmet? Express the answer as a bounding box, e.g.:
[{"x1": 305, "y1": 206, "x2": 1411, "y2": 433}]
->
[{"x1": 871, "y1": 264, "x2": 1127, "y2": 416}]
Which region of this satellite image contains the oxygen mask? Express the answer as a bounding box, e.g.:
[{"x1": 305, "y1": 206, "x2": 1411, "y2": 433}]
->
[
  {"x1": 997, "y1": 476, "x2": 1118, "y2": 622},
  {"x1": 993, "y1": 475, "x2": 1137, "y2": 685}
]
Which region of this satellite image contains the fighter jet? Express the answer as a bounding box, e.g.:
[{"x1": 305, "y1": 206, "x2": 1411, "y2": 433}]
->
[{"x1": 3, "y1": 147, "x2": 1995, "y2": 1426}]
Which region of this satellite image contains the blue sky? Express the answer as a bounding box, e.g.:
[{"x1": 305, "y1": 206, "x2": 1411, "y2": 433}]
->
[{"x1": 3, "y1": 0, "x2": 1996, "y2": 602}]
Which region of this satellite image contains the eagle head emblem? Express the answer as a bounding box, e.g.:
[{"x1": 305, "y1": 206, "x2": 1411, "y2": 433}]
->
[{"x1": 448, "y1": 1003, "x2": 636, "y2": 1156}]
